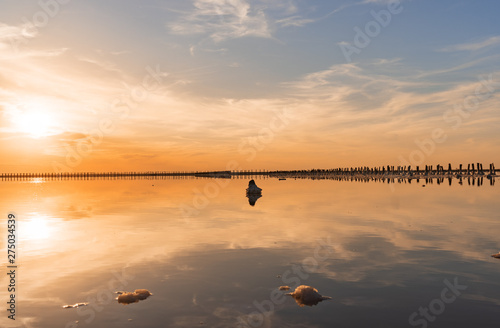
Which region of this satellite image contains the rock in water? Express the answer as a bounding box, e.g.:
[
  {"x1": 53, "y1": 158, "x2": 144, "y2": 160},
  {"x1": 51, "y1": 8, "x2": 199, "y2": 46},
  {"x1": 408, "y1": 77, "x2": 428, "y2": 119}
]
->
[
  {"x1": 116, "y1": 289, "x2": 153, "y2": 304},
  {"x1": 286, "y1": 285, "x2": 331, "y2": 307},
  {"x1": 133, "y1": 289, "x2": 153, "y2": 300},
  {"x1": 246, "y1": 180, "x2": 262, "y2": 194},
  {"x1": 117, "y1": 293, "x2": 138, "y2": 304}
]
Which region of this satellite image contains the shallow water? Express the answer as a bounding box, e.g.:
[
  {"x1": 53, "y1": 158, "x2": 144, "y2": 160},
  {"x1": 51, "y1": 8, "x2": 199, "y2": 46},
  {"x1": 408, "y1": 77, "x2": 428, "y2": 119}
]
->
[{"x1": 1, "y1": 177, "x2": 499, "y2": 328}]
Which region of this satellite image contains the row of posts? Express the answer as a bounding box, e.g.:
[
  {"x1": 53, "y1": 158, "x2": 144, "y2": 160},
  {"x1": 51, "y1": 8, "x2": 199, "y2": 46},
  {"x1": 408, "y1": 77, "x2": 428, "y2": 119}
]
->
[
  {"x1": 334, "y1": 163, "x2": 496, "y2": 176},
  {"x1": 0, "y1": 163, "x2": 496, "y2": 179}
]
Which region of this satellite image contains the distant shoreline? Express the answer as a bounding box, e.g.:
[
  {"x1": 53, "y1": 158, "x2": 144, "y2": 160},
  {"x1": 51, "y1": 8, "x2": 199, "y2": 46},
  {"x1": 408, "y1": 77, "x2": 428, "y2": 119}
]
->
[{"x1": 0, "y1": 163, "x2": 497, "y2": 183}]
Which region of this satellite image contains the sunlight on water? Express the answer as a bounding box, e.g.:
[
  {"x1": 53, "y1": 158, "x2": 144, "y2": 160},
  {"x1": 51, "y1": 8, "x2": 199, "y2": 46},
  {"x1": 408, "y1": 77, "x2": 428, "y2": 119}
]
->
[{"x1": 20, "y1": 214, "x2": 53, "y2": 241}]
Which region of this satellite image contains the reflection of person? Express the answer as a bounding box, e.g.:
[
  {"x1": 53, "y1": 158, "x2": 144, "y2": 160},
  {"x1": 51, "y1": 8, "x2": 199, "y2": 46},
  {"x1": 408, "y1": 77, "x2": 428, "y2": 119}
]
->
[{"x1": 247, "y1": 193, "x2": 262, "y2": 206}]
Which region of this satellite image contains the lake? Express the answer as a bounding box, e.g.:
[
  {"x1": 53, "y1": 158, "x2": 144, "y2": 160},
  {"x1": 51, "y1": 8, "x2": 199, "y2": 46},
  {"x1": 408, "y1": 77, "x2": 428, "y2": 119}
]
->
[{"x1": 1, "y1": 176, "x2": 499, "y2": 328}]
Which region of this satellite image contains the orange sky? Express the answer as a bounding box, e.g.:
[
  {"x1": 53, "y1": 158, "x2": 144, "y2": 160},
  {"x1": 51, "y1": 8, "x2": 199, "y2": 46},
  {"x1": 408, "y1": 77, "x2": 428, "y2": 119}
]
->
[{"x1": 1, "y1": 1, "x2": 499, "y2": 173}]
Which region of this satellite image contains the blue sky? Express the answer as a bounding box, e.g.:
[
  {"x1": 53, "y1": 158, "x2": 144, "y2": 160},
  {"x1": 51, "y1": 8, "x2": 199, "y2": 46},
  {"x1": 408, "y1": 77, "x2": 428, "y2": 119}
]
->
[{"x1": 0, "y1": 0, "x2": 499, "y2": 172}]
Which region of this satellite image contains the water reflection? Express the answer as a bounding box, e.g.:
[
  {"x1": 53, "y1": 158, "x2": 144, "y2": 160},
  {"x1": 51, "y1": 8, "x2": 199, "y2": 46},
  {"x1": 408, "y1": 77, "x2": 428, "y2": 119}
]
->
[
  {"x1": 246, "y1": 193, "x2": 262, "y2": 206},
  {"x1": 21, "y1": 214, "x2": 54, "y2": 241},
  {"x1": 0, "y1": 178, "x2": 499, "y2": 327}
]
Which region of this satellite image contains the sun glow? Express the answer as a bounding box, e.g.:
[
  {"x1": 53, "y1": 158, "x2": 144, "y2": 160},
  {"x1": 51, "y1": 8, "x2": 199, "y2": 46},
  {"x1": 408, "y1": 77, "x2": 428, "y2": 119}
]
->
[
  {"x1": 21, "y1": 215, "x2": 54, "y2": 241},
  {"x1": 7, "y1": 101, "x2": 58, "y2": 138}
]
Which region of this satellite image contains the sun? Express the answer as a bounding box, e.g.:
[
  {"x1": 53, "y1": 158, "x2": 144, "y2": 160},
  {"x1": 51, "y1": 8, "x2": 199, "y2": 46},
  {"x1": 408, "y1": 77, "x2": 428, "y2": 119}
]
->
[{"x1": 9, "y1": 105, "x2": 55, "y2": 138}]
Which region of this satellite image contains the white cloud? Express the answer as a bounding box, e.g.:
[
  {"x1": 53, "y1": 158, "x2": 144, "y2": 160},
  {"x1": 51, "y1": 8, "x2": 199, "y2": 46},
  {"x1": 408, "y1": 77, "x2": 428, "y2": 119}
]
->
[
  {"x1": 76, "y1": 56, "x2": 124, "y2": 75},
  {"x1": 0, "y1": 23, "x2": 67, "y2": 60},
  {"x1": 285, "y1": 63, "x2": 364, "y2": 90},
  {"x1": 439, "y1": 36, "x2": 500, "y2": 52},
  {"x1": 275, "y1": 1, "x2": 374, "y2": 29},
  {"x1": 0, "y1": 23, "x2": 37, "y2": 40},
  {"x1": 0, "y1": 23, "x2": 38, "y2": 51},
  {"x1": 276, "y1": 15, "x2": 315, "y2": 27},
  {"x1": 167, "y1": 0, "x2": 373, "y2": 42},
  {"x1": 168, "y1": 0, "x2": 271, "y2": 42},
  {"x1": 361, "y1": 0, "x2": 405, "y2": 4}
]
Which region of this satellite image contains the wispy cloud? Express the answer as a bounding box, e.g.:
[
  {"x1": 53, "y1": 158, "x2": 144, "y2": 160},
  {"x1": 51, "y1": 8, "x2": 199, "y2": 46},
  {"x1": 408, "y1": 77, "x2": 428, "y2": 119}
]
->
[
  {"x1": 76, "y1": 56, "x2": 124, "y2": 76},
  {"x1": 275, "y1": 0, "x2": 387, "y2": 29},
  {"x1": 416, "y1": 54, "x2": 500, "y2": 78},
  {"x1": 439, "y1": 36, "x2": 500, "y2": 52},
  {"x1": 168, "y1": 0, "x2": 271, "y2": 42},
  {"x1": 0, "y1": 24, "x2": 24, "y2": 42},
  {"x1": 0, "y1": 22, "x2": 38, "y2": 53},
  {"x1": 276, "y1": 15, "x2": 315, "y2": 27},
  {"x1": 283, "y1": 58, "x2": 499, "y2": 127},
  {"x1": 167, "y1": 0, "x2": 384, "y2": 44},
  {"x1": 361, "y1": 0, "x2": 406, "y2": 4},
  {"x1": 0, "y1": 23, "x2": 37, "y2": 41}
]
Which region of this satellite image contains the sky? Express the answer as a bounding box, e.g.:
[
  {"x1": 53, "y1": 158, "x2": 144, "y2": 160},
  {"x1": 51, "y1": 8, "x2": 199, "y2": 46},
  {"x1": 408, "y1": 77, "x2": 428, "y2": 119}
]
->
[{"x1": 0, "y1": 0, "x2": 499, "y2": 173}]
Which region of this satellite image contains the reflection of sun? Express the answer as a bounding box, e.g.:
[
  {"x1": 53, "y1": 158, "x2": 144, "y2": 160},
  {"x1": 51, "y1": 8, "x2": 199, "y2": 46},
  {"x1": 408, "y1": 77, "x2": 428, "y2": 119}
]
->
[
  {"x1": 6, "y1": 101, "x2": 57, "y2": 138},
  {"x1": 22, "y1": 215, "x2": 53, "y2": 240}
]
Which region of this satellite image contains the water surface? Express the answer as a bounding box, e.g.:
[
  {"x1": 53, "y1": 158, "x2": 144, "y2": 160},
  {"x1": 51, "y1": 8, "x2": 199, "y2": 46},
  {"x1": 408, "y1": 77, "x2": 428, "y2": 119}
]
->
[{"x1": 1, "y1": 177, "x2": 499, "y2": 328}]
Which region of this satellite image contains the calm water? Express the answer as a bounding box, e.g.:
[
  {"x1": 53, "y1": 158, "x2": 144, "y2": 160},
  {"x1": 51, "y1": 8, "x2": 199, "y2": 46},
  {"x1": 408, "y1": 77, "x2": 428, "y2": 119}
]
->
[{"x1": 1, "y1": 177, "x2": 500, "y2": 328}]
